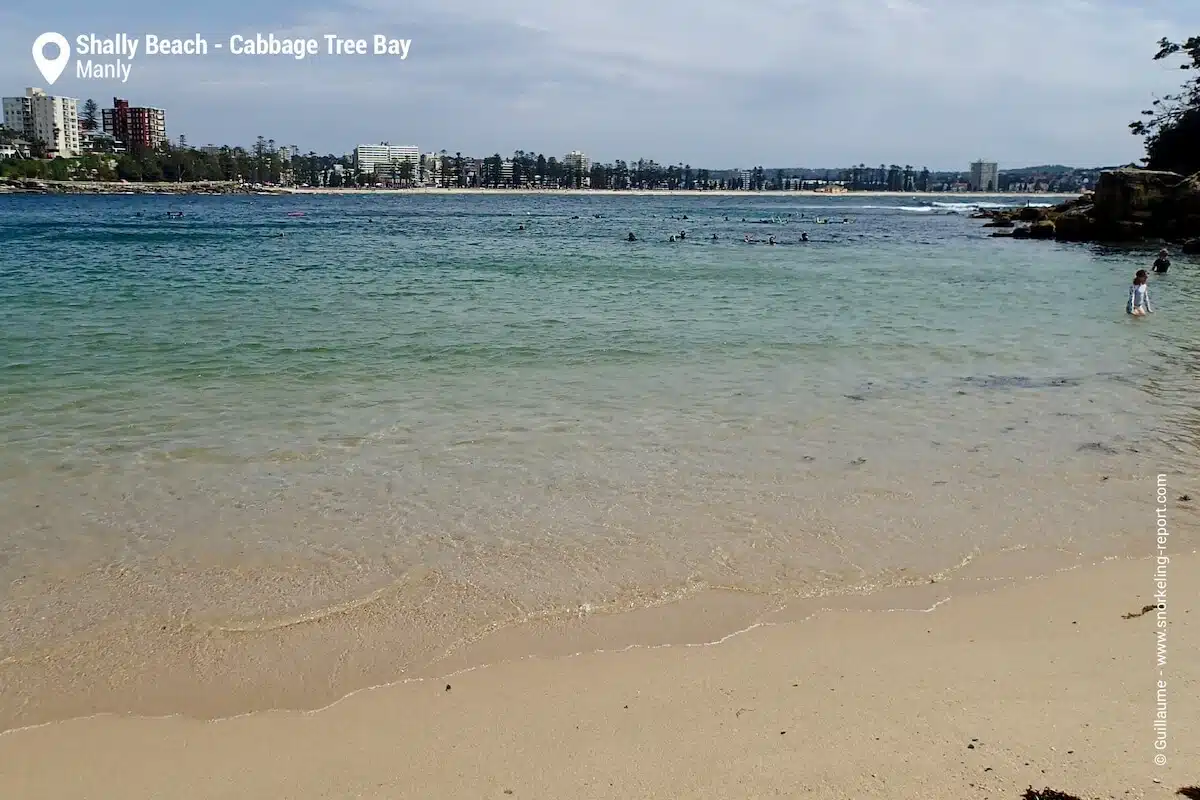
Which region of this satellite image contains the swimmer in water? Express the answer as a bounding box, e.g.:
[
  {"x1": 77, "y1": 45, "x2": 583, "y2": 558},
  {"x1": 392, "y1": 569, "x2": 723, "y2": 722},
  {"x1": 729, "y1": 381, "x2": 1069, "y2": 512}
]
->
[
  {"x1": 669, "y1": 235, "x2": 676, "y2": 242},
  {"x1": 1127, "y1": 270, "x2": 1153, "y2": 316},
  {"x1": 711, "y1": 233, "x2": 718, "y2": 240},
  {"x1": 768, "y1": 235, "x2": 776, "y2": 245},
  {"x1": 743, "y1": 234, "x2": 752, "y2": 243},
  {"x1": 679, "y1": 230, "x2": 686, "y2": 240},
  {"x1": 1153, "y1": 248, "x2": 1170, "y2": 273},
  {"x1": 800, "y1": 232, "x2": 809, "y2": 242},
  {"x1": 518, "y1": 223, "x2": 525, "y2": 230},
  {"x1": 627, "y1": 232, "x2": 637, "y2": 241}
]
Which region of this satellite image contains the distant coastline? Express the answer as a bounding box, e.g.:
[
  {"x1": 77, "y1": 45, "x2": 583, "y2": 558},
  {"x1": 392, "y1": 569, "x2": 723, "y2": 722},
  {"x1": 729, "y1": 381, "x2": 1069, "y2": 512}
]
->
[
  {"x1": 285, "y1": 187, "x2": 1081, "y2": 199},
  {"x1": 0, "y1": 178, "x2": 1080, "y2": 200}
]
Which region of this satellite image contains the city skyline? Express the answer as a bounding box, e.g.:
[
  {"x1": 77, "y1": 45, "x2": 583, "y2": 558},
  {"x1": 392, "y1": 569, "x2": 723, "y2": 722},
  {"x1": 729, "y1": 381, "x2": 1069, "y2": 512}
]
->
[
  {"x1": 0, "y1": 86, "x2": 1122, "y2": 173},
  {"x1": 1, "y1": 1, "x2": 1198, "y2": 167}
]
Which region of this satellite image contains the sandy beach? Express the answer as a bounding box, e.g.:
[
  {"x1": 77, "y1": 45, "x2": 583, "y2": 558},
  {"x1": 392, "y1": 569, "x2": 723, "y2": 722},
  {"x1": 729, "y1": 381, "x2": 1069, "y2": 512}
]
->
[
  {"x1": 2, "y1": 190, "x2": 1194, "y2": 800},
  {"x1": 1, "y1": 551, "x2": 1194, "y2": 800},
  {"x1": 282, "y1": 186, "x2": 1080, "y2": 199}
]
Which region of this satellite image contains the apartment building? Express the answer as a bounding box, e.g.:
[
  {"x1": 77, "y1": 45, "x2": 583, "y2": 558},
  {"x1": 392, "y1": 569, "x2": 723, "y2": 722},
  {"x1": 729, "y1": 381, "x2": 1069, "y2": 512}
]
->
[{"x1": 1, "y1": 88, "x2": 81, "y2": 157}]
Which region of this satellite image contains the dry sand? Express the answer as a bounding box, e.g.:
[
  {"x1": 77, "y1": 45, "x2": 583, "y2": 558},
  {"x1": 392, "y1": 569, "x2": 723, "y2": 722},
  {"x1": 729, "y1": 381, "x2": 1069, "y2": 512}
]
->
[{"x1": 1, "y1": 551, "x2": 1194, "y2": 800}]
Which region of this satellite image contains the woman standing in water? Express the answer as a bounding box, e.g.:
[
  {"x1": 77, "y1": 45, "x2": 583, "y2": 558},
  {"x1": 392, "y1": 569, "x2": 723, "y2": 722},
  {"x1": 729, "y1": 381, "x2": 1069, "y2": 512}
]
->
[{"x1": 1127, "y1": 270, "x2": 1153, "y2": 316}]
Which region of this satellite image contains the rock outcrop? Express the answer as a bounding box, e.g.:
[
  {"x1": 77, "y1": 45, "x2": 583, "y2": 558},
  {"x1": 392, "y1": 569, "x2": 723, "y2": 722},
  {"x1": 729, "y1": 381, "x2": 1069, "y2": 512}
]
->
[
  {"x1": 0, "y1": 178, "x2": 259, "y2": 195},
  {"x1": 980, "y1": 168, "x2": 1200, "y2": 244},
  {"x1": 1012, "y1": 220, "x2": 1056, "y2": 239}
]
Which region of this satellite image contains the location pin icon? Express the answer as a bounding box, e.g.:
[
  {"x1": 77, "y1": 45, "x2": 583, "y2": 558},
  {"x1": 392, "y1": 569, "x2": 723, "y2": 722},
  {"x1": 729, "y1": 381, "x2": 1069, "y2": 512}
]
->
[{"x1": 32, "y1": 32, "x2": 71, "y2": 85}]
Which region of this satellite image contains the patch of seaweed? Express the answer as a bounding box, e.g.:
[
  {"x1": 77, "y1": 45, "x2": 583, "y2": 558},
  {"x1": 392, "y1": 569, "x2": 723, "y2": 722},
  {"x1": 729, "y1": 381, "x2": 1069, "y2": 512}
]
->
[
  {"x1": 1023, "y1": 788, "x2": 1085, "y2": 800},
  {"x1": 1122, "y1": 604, "x2": 1157, "y2": 619},
  {"x1": 961, "y1": 375, "x2": 1082, "y2": 391}
]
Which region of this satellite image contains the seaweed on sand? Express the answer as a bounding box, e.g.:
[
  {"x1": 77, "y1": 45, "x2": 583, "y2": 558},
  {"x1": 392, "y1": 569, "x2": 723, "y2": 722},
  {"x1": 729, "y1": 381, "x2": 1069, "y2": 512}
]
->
[{"x1": 1023, "y1": 789, "x2": 1085, "y2": 800}]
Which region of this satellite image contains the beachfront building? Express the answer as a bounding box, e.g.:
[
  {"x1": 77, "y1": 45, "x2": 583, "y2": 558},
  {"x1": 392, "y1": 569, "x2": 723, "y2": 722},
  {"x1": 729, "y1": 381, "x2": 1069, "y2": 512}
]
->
[
  {"x1": 420, "y1": 152, "x2": 442, "y2": 186},
  {"x1": 354, "y1": 143, "x2": 419, "y2": 175},
  {"x1": 563, "y1": 150, "x2": 590, "y2": 175},
  {"x1": 969, "y1": 160, "x2": 999, "y2": 192},
  {"x1": 102, "y1": 98, "x2": 168, "y2": 151},
  {"x1": 2, "y1": 88, "x2": 81, "y2": 157},
  {"x1": 0, "y1": 141, "x2": 32, "y2": 159}
]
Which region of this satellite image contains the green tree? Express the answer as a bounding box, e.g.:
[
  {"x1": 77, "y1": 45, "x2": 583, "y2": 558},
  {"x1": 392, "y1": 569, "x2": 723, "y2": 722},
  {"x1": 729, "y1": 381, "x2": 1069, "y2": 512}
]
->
[
  {"x1": 82, "y1": 99, "x2": 99, "y2": 132},
  {"x1": 1130, "y1": 35, "x2": 1200, "y2": 175}
]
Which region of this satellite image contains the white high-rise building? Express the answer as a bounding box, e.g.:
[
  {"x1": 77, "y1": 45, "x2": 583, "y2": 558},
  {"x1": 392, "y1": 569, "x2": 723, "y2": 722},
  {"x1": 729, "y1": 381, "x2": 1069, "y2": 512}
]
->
[
  {"x1": 1, "y1": 88, "x2": 81, "y2": 157},
  {"x1": 563, "y1": 150, "x2": 590, "y2": 174},
  {"x1": 354, "y1": 143, "x2": 419, "y2": 174},
  {"x1": 969, "y1": 160, "x2": 999, "y2": 192}
]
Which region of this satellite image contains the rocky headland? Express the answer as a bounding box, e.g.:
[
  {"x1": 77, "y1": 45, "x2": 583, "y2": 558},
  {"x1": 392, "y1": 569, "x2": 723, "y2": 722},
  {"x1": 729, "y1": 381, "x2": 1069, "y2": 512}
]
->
[
  {"x1": 977, "y1": 168, "x2": 1200, "y2": 253},
  {"x1": 0, "y1": 179, "x2": 281, "y2": 195}
]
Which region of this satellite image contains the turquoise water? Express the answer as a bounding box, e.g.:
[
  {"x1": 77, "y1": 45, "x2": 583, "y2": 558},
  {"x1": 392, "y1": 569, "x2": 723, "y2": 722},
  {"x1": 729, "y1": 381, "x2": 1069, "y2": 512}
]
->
[{"x1": 1, "y1": 192, "x2": 1198, "y2": 727}]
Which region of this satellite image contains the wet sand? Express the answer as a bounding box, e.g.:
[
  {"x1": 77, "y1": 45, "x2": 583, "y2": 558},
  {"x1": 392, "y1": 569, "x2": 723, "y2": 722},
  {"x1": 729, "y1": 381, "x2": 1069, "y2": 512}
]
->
[{"x1": 1, "y1": 552, "x2": 1194, "y2": 799}]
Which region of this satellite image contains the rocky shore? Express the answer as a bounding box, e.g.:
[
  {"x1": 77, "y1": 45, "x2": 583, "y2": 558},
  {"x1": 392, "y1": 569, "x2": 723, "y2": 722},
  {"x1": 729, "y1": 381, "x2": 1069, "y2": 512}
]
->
[
  {"x1": 977, "y1": 168, "x2": 1200, "y2": 253},
  {"x1": 0, "y1": 178, "x2": 281, "y2": 195}
]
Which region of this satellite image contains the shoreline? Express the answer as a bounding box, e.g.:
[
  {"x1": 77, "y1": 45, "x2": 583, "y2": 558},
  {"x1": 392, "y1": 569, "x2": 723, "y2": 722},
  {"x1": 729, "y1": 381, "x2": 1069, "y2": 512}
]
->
[
  {"x1": 2, "y1": 550, "x2": 1194, "y2": 798},
  {"x1": 0, "y1": 179, "x2": 1079, "y2": 199},
  {"x1": 4, "y1": 459, "x2": 1193, "y2": 735}
]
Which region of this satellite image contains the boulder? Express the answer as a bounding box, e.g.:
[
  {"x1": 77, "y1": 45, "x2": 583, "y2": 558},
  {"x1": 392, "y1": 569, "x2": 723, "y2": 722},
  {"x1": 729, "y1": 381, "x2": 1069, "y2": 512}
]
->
[
  {"x1": 1054, "y1": 195, "x2": 1092, "y2": 213},
  {"x1": 1164, "y1": 172, "x2": 1200, "y2": 238},
  {"x1": 983, "y1": 218, "x2": 1015, "y2": 228},
  {"x1": 1053, "y1": 207, "x2": 1096, "y2": 241},
  {"x1": 1027, "y1": 220, "x2": 1056, "y2": 239},
  {"x1": 1091, "y1": 168, "x2": 1182, "y2": 224},
  {"x1": 1004, "y1": 171, "x2": 1199, "y2": 244},
  {"x1": 1011, "y1": 222, "x2": 1056, "y2": 239}
]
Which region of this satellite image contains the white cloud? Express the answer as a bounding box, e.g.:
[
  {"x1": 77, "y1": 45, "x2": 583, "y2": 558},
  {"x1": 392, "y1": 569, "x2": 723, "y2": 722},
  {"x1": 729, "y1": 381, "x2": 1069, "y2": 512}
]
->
[{"x1": 0, "y1": 0, "x2": 1195, "y2": 165}]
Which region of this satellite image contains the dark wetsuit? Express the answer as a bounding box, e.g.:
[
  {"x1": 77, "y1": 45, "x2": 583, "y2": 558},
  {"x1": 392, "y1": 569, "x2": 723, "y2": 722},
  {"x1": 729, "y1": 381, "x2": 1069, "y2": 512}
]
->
[{"x1": 1153, "y1": 257, "x2": 1170, "y2": 274}]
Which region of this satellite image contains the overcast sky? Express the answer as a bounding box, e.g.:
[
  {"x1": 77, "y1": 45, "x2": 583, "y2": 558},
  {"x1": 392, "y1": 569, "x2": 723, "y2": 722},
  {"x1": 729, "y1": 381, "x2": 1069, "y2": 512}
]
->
[{"x1": 1, "y1": 0, "x2": 1197, "y2": 169}]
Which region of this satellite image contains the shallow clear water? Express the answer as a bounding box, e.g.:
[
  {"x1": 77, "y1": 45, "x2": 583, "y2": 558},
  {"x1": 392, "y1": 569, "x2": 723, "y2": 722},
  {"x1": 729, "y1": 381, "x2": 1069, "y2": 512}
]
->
[{"x1": 1, "y1": 192, "x2": 1198, "y2": 728}]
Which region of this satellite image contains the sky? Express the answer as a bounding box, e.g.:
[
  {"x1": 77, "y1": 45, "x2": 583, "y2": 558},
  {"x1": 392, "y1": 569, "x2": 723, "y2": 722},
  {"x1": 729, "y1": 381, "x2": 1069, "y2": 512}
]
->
[{"x1": 1, "y1": 0, "x2": 1197, "y2": 169}]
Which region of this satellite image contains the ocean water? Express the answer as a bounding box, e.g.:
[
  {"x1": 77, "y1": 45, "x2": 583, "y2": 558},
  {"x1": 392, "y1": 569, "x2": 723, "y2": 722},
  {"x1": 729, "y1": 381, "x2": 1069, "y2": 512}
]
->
[{"x1": 1, "y1": 193, "x2": 1198, "y2": 728}]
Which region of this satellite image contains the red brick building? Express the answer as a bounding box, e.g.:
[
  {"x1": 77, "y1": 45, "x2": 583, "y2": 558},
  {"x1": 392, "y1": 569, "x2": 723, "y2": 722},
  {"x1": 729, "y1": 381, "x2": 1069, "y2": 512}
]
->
[{"x1": 101, "y1": 98, "x2": 167, "y2": 151}]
